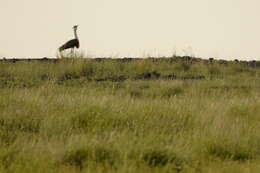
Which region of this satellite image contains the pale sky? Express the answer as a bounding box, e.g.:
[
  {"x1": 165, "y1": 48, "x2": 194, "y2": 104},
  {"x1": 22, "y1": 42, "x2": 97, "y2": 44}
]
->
[{"x1": 1, "y1": 0, "x2": 260, "y2": 60}]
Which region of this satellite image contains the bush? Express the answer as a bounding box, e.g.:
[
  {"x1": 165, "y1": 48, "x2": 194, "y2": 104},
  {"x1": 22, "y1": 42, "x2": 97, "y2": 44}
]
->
[
  {"x1": 62, "y1": 148, "x2": 89, "y2": 170},
  {"x1": 206, "y1": 143, "x2": 252, "y2": 161},
  {"x1": 142, "y1": 149, "x2": 183, "y2": 168},
  {"x1": 61, "y1": 146, "x2": 119, "y2": 169}
]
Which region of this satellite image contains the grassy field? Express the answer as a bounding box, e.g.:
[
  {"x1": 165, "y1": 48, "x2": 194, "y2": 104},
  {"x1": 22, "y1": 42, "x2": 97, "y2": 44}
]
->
[{"x1": 0, "y1": 56, "x2": 260, "y2": 173}]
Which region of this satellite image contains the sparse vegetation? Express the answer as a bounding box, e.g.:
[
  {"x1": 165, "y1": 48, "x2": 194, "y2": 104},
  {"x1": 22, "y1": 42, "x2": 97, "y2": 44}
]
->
[{"x1": 0, "y1": 56, "x2": 260, "y2": 173}]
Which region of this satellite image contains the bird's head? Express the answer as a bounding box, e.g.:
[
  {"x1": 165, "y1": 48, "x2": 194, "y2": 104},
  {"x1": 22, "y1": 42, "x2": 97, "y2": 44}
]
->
[{"x1": 73, "y1": 25, "x2": 78, "y2": 30}]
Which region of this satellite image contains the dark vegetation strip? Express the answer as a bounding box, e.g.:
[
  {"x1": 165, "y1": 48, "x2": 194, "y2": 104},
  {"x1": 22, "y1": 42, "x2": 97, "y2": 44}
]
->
[
  {"x1": 95, "y1": 72, "x2": 205, "y2": 82},
  {"x1": 1, "y1": 56, "x2": 260, "y2": 68}
]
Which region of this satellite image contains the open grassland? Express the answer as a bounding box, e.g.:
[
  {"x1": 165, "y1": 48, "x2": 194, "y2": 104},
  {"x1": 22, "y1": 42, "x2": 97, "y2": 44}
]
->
[{"x1": 0, "y1": 57, "x2": 260, "y2": 173}]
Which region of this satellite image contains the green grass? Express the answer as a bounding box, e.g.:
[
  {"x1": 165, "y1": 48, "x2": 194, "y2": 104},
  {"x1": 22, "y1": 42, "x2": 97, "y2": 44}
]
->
[{"x1": 0, "y1": 57, "x2": 260, "y2": 172}]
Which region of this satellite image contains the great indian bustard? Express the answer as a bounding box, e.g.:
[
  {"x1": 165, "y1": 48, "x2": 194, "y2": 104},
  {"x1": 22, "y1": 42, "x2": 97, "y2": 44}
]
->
[{"x1": 59, "y1": 25, "x2": 80, "y2": 56}]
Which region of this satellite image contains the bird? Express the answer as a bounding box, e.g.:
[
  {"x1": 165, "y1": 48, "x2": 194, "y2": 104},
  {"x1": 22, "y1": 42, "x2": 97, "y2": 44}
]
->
[{"x1": 59, "y1": 25, "x2": 80, "y2": 56}]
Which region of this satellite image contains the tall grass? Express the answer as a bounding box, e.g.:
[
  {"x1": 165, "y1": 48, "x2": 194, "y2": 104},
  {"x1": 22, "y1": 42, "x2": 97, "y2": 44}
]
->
[{"x1": 0, "y1": 57, "x2": 260, "y2": 172}]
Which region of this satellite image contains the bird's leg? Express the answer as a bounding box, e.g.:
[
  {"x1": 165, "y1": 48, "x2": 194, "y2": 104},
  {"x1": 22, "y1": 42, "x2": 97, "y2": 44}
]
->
[{"x1": 73, "y1": 48, "x2": 75, "y2": 58}]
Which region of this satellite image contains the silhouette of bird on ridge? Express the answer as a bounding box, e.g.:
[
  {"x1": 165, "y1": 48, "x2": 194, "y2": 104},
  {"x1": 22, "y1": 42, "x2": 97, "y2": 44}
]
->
[{"x1": 59, "y1": 25, "x2": 80, "y2": 55}]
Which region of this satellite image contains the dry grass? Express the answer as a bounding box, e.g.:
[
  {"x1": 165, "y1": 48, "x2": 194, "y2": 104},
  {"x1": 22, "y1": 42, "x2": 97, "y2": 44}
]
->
[{"x1": 0, "y1": 57, "x2": 259, "y2": 172}]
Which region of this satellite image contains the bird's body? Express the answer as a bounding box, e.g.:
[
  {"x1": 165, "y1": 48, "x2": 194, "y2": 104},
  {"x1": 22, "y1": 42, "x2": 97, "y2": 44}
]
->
[
  {"x1": 59, "y1": 38, "x2": 79, "y2": 52},
  {"x1": 59, "y1": 25, "x2": 80, "y2": 54}
]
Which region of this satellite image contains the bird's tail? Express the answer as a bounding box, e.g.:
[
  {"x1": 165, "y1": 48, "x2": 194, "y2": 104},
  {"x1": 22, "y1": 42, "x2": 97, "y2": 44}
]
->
[{"x1": 59, "y1": 45, "x2": 65, "y2": 52}]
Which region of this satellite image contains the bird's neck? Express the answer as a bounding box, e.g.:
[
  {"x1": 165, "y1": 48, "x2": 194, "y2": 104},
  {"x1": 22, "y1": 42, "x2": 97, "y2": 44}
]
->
[{"x1": 74, "y1": 29, "x2": 78, "y2": 40}]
